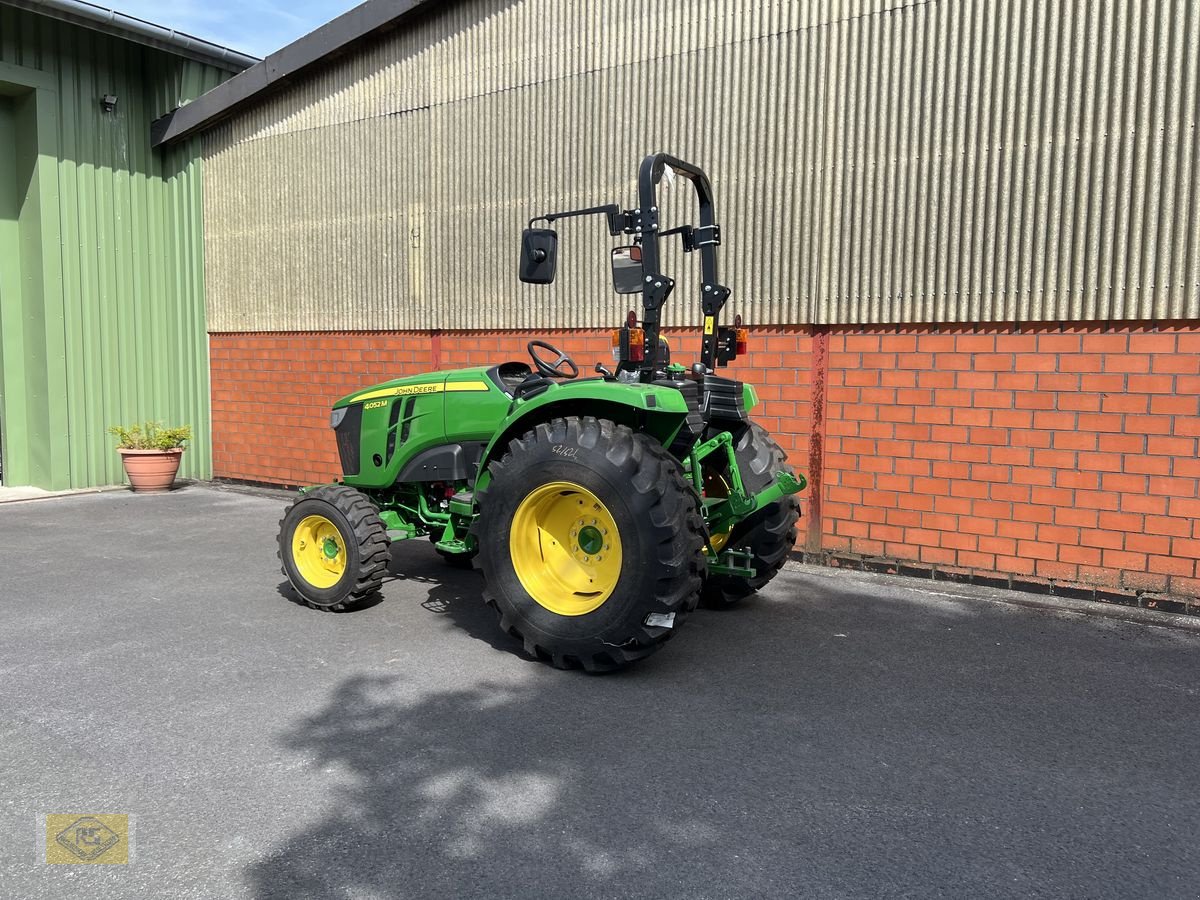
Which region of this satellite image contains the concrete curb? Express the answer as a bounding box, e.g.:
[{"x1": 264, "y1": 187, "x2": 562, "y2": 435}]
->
[
  {"x1": 205, "y1": 480, "x2": 299, "y2": 502},
  {"x1": 784, "y1": 559, "x2": 1200, "y2": 633},
  {"x1": 0, "y1": 484, "x2": 128, "y2": 505}
]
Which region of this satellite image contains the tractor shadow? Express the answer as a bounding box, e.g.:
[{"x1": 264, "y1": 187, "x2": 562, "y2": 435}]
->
[
  {"x1": 276, "y1": 540, "x2": 530, "y2": 657},
  {"x1": 275, "y1": 541, "x2": 530, "y2": 657},
  {"x1": 384, "y1": 541, "x2": 535, "y2": 661},
  {"x1": 275, "y1": 582, "x2": 387, "y2": 612}
]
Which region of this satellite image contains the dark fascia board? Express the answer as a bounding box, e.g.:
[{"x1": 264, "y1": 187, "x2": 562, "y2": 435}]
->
[{"x1": 152, "y1": 0, "x2": 434, "y2": 148}]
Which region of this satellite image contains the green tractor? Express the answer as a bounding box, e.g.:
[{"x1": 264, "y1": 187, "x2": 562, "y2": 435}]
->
[{"x1": 278, "y1": 154, "x2": 806, "y2": 671}]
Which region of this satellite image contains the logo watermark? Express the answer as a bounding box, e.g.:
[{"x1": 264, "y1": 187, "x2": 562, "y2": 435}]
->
[{"x1": 44, "y1": 814, "x2": 131, "y2": 865}]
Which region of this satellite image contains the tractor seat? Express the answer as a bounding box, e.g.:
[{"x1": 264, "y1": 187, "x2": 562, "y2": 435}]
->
[
  {"x1": 487, "y1": 361, "x2": 551, "y2": 399},
  {"x1": 494, "y1": 361, "x2": 532, "y2": 388}
]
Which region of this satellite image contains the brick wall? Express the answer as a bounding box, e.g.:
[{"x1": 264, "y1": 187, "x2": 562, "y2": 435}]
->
[
  {"x1": 822, "y1": 323, "x2": 1200, "y2": 599},
  {"x1": 210, "y1": 327, "x2": 812, "y2": 488},
  {"x1": 210, "y1": 321, "x2": 1200, "y2": 599},
  {"x1": 210, "y1": 333, "x2": 434, "y2": 486}
]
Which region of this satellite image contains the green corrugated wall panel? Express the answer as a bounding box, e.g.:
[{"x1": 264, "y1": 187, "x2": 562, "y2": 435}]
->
[{"x1": 0, "y1": 6, "x2": 229, "y2": 488}]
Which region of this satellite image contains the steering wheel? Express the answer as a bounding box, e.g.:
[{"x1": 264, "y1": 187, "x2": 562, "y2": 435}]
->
[{"x1": 527, "y1": 340, "x2": 580, "y2": 380}]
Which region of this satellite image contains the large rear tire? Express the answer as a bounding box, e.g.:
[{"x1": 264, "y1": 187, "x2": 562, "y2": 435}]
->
[
  {"x1": 701, "y1": 421, "x2": 800, "y2": 608},
  {"x1": 477, "y1": 416, "x2": 705, "y2": 672},
  {"x1": 278, "y1": 484, "x2": 390, "y2": 611}
]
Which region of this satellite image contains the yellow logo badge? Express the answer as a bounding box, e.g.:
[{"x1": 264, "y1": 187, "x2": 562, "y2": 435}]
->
[{"x1": 45, "y1": 814, "x2": 129, "y2": 864}]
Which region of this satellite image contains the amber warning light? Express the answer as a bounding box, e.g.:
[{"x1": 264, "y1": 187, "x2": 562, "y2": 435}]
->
[
  {"x1": 611, "y1": 327, "x2": 645, "y2": 362},
  {"x1": 733, "y1": 314, "x2": 749, "y2": 356}
]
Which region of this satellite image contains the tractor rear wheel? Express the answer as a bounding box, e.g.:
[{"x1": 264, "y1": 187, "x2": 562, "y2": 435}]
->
[
  {"x1": 278, "y1": 484, "x2": 390, "y2": 611},
  {"x1": 701, "y1": 421, "x2": 800, "y2": 608},
  {"x1": 477, "y1": 416, "x2": 705, "y2": 672}
]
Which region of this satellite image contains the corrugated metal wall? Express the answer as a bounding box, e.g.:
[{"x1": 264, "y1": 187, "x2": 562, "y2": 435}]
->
[
  {"x1": 0, "y1": 5, "x2": 228, "y2": 488},
  {"x1": 203, "y1": 0, "x2": 1200, "y2": 331}
]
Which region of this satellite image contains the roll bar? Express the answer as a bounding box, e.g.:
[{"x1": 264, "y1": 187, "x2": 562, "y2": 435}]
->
[
  {"x1": 525, "y1": 153, "x2": 731, "y2": 377},
  {"x1": 634, "y1": 153, "x2": 725, "y2": 375}
]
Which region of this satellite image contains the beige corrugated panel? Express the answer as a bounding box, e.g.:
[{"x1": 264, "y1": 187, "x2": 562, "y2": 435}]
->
[{"x1": 203, "y1": 0, "x2": 1200, "y2": 331}]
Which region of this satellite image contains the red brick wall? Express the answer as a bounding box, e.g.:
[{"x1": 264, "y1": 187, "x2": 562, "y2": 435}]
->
[
  {"x1": 210, "y1": 321, "x2": 1200, "y2": 599},
  {"x1": 210, "y1": 327, "x2": 812, "y2": 488},
  {"x1": 822, "y1": 323, "x2": 1200, "y2": 598},
  {"x1": 210, "y1": 333, "x2": 434, "y2": 486}
]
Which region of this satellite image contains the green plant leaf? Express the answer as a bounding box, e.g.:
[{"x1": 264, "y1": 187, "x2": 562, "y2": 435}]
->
[{"x1": 108, "y1": 421, "x2": 192, "y2": 450}]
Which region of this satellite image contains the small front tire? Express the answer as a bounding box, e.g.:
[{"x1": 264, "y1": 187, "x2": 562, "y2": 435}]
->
[{"x1": 278, "y1": 484, "x2": 390, "y2": 611}]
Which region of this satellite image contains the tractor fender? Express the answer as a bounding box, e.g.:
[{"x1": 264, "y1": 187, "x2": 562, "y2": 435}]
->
[{"x1": 475, "y1": 381, "x2": 691, "y2": 488}]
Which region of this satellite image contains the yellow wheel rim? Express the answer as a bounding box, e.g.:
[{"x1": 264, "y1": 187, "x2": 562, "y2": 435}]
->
[
  {"x1": 509, "y1": 481, "x2": 623, "y2": 616},
  {"x1": 291, "y1": 514, "x2": 348, "y2": 589}
]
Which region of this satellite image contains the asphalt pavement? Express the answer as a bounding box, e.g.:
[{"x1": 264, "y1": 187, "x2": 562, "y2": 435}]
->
[{"x1": 0, "y1": 485, "x2": 1197, "y2": 899}]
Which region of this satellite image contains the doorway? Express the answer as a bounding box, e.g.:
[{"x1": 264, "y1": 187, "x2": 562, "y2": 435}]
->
[{"x1": 0, "y1": 84, "x2": 49, "y2": 487}]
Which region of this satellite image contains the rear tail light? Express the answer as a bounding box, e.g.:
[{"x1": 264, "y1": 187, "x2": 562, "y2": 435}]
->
[
  {"x1": 627, "y1": 328, "x2": 645, "y2": 362},
  {"x1": 735, "y1": 327, "x2": 749, "y2": 356},
  {"x1": 611, "y1": 327, "x2": 645, "y2": 362}
]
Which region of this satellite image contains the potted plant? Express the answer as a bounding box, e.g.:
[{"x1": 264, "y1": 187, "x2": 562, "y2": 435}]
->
[{"x1": 108, "y1": 421, "x2": 193, "y2": 493}]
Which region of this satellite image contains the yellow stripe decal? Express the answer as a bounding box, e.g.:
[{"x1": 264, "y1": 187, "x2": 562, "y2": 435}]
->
[
  {"x1": 703, "y1": 316, "x2": 715, "y2": 335},
  {"x1": 350, "y1": 380, "x2": 491, "y2": 404},
  {"x1": 445, "y1": 381, "x2": 491, "y2": 392}
]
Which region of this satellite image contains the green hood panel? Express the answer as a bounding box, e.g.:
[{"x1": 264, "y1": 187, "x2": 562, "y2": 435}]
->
[{"x1": 334, "y1": 364, "x2": 695, "y2": 491}]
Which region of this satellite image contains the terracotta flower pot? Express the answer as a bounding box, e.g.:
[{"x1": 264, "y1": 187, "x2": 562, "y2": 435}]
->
[{"x1": 117, "y1": 448, "x2": 184, "y2": 493}]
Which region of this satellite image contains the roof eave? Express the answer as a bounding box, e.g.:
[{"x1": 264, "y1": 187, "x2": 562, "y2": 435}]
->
[
  {"x1": 151, "y1": 0, "x2": 434, "y2": 148},
  {"x1": 0, "y1": 0, "x2": 259, "y2": 72}
]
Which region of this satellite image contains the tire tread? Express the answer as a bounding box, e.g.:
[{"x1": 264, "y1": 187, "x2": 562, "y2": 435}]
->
[
  {"x1": 278, "y1": 484, "x2": 390, "y2": 612},
  {"x1": 702, "y1": 421, "x2": 801, "y2": 608},
  {"x1": 479, "y1": 416, "x2": 704, "y2": 671}
]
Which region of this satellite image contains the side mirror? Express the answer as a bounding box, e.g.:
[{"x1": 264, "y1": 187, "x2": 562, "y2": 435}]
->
[
  {"x1": 519, "y1": 228, "x2": 558, "y2": 284},
  {"x1": 611, "y1": 245, "x2": 643, "y2": 294}
]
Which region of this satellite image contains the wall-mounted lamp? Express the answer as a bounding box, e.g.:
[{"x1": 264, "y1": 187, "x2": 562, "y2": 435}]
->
[{"x1": 100, "y1": 94, "x2": 117, "y2": 113}]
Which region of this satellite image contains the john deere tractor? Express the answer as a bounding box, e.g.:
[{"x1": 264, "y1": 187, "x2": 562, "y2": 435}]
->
[{"x1": 278, "y1": 153, "x2": 805, "y2": 671}]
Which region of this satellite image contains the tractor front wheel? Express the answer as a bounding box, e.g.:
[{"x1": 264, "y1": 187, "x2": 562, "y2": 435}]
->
[
  {"x1": 477, "y1": 416, "x2": 705, "y2": 672},
  {"x1": 278, "y1": 484, "x2": 390, "y2": 611}
]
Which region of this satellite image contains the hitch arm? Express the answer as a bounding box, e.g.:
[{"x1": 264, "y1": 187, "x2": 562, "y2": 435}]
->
[{"x1": 704, "y1": 470, "x2": 807, "y2": 539}]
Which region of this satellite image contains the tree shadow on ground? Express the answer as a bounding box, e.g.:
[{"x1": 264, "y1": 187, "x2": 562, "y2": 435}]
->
[
  {"x1": 246, "y1": 547, "x2": 793, "y2": 899},
  {"x1": 245, "y1": 672, "x2": 718, "y2": 900},
  {"x1": 246, "y1": 562, "x2": 1200, "y2": 899},
  {"x1": 248, "y1": 560, "x2": 977, "y2": 899}
]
